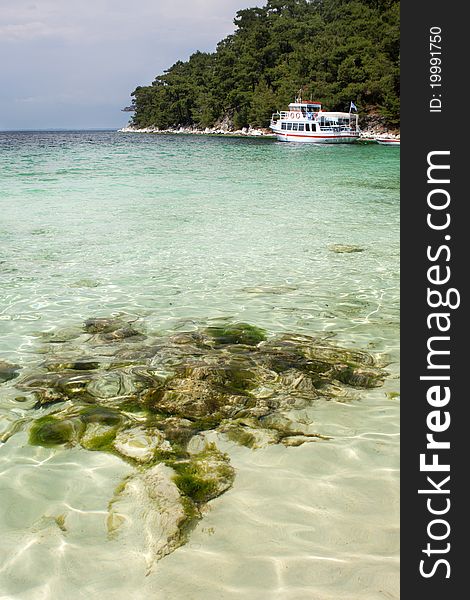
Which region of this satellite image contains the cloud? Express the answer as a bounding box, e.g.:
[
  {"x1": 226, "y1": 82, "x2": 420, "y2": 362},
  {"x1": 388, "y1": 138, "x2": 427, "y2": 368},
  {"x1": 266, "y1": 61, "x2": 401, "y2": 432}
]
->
[
  {"x1": 0, "y1": 0, "x2": 258, "y2": 43},
  {"x1": 0, "y1": 20, "x2": 76, "y2": 41},
  {"x1": 0, "y1": 0, "x2": 264, "y2": 129}
]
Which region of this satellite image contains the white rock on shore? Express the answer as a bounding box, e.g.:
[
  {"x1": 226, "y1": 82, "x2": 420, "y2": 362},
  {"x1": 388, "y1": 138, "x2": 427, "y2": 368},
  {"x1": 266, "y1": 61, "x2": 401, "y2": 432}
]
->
[
  {"x1": 359, "y1": 130, "x2": 400, "y2": 140},
  {"x1": 118, "y1": 125, "x2": 275, "y2": 137}
]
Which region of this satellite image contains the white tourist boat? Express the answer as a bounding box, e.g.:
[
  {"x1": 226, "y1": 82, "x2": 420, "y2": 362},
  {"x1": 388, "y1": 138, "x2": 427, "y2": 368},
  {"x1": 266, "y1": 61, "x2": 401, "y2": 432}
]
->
[{"x1": 270, "y1": 95, "x2": 360, "y2": 144}]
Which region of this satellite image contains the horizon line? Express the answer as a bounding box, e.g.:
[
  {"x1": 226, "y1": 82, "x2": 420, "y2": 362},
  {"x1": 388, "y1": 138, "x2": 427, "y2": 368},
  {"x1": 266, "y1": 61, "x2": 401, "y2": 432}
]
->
[{"x1": 0, "y1": 127, "x2": 122, "y2": 132}]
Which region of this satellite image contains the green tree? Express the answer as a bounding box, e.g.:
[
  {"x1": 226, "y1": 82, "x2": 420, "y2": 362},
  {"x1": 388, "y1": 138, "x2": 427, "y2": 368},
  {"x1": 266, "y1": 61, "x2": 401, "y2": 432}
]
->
[{"x1": 130, "y1": 0, "x2": 400, "y2": 130}]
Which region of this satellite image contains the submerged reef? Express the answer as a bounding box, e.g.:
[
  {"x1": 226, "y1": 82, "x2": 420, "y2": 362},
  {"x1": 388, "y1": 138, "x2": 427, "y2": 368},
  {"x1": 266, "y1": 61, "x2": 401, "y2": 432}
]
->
[{"x1": 6, "y1": 317, "x2": 387, "y2": 567}]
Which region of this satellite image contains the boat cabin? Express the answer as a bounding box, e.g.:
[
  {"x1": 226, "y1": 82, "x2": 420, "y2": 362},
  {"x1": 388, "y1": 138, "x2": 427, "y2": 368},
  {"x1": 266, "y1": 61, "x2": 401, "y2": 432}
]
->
[{"x1": 288, "y1": 101, "x2": 322, "y2": 117}]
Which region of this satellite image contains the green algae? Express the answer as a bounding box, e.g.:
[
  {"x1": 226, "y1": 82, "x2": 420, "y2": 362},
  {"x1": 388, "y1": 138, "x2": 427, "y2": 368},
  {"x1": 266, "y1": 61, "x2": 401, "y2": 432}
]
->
[
  {"x1": 171, "y1": 445, "x2": 234, "y2": 503},
  {"x1": 173, "y1": 470, "x2": 218, "y2": 503},
  {"x1": 225, "y1": 427, "x2": 257, "y2": 448},
  {"x1": 79, "y1": 406, "x2": 124, "y2": 426},
  {"x1": 43, "y1": 360, "x2": 101, "y2": 372},
  {"x1": 179, "y1": 495, "x2": 200, "y2": 531},
  {"x1": 192, "y1": 414, "x2": 223, "y2": 432},
  {"x1": 81, "y1": 427, "x2": 118, "y2": 452},
  {"x1": 206, "y1": 322, "x2": 267, "y2": 346},
  {"x1": 334, "y1": 366, "x2": 384, "y2": 388},
  {"x1": 54, "y1": 514, "x2": 67, "y2": 532},
  {"x1": 29, "y1": 415, "x2": 84, "y2": 447}
]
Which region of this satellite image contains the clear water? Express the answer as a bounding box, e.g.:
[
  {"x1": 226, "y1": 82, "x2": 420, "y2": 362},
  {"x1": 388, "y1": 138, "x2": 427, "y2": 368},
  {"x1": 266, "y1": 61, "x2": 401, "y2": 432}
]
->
[{"x1": 0, "y1": 132, "x2": 399, "y2": 599}]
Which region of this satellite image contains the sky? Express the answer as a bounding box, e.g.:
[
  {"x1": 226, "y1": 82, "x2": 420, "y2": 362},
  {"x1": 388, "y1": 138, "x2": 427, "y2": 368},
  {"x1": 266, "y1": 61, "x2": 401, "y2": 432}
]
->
[{"x1": 0, "y1": 0, "x2": 263, "y2": 130}]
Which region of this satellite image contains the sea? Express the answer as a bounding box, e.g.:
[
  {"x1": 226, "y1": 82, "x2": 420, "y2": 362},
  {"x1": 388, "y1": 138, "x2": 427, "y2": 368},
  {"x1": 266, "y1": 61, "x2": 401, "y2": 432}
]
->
[{"x1": 0, "y1": 131, "x2": 399, "y2": 600}]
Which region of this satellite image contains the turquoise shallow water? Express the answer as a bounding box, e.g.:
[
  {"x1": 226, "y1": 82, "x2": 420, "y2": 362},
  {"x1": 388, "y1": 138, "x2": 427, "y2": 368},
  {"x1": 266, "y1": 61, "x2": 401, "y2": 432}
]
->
[{"x1": 0, "y1": 132, "x2": 399, "y2": 599}]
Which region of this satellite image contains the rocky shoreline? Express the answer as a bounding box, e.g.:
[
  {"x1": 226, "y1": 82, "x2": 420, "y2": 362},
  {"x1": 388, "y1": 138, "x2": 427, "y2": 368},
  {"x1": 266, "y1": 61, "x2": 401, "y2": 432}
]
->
[
  {"x1": 118, "y1": 125, "x2": 400, "y2": 141},
  {"x1": 119, "y1": 125, "x2": 275, "y2": 137}
]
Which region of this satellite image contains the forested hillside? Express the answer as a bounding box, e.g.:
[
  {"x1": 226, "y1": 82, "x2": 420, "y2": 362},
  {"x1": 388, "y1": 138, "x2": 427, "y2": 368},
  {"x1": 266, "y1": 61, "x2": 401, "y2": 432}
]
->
[{"x1": 130, "y1": 0, "x2": 399, "y2": 130}]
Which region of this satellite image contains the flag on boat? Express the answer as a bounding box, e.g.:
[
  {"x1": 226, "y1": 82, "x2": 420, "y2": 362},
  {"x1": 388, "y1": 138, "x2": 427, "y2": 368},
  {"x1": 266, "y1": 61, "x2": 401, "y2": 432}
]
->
[{"x1": 349, "y1": 101, "x2": 358, "y2": 112}]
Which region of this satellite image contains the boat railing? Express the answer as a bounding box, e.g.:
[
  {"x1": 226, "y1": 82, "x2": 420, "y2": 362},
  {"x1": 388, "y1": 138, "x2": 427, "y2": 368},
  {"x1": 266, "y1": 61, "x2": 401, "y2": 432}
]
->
[
  {"x1": 272, "y1": 111, "x2": 318, "y2": 121},
  {"x1": 318, "y1": 125, "x2": 354, "y2": 132}
]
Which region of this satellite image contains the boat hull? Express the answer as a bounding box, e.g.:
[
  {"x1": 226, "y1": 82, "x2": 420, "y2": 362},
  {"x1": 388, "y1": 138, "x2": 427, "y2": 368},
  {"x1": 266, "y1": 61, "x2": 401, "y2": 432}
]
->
[
  {"x1": 376, "y1": 139, "x2": 400, "y2": 146},
  {"x1": 272, "y1": 130, "x2": 359, "y2": 144}
]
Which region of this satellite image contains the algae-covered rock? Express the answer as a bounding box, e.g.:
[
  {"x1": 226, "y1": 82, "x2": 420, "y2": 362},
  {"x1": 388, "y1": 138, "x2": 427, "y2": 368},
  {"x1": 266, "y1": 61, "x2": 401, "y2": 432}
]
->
[
  {"x1": 328, "y1": 244, "x2": 365, "y2": 254},
  {"x1": 80, "y1": 423, "x2": 118, "y2": 451},
  {"x1": 79, "y1": 406, "x2": 124, "y2": 426},
  {"x1": 40, "y1": 326, "x2": 83, "y2": 343},
  {"x1": 42, "y1": 358, "x2": 101, "y2": 372},
  {"x1": 83, "y1": 317, "x2": 146, "y2": 345},
  {"x1": 108, "y1": 463, "x2": 190, "y2": 566},
  {"x1": 222, "y1": 422, "x2": 280, "y2": 449},
  {"x1": 84, "y1": 317, "x2": 127, "y2": 334},
  {"x1": 281, "y1": 434, "x2": 330, "y2": 446},
  {"x1": 69, "y1": 279, "x2": 100, "y2": 288},
  {"x1": 13, "y1": 316, "x2": 389, "y2": 563},
  {"x1": 113, "y1": 427, "x2": 171, "y2": 463},
  {"x1": 17, "y1": 371, "x2": 95, "y2": 405},
  {"x1": 154, "y1": 378, "x2": 246, "y2": 421},
  {"x1": 86, "y1": 371, "x2": 132, "y2": 399},
  {"x1": 172, "y1": 445, "x2": 234, "y2": 503},
  {"x1": 206, "y1": 322, "x2": 267, "y2": 346},
  {"x1": 0, "y1": 360, "x2": 21, "y2": 383},
  {"x1": 99, "y1": 326, "x2": 145, "y2": 343},
  {"x1": 333, "y1": 365, "x2": 384, "y2": 388},
  {"x1": 29, "y1": 415, "x2": 85, "y2": 447}
]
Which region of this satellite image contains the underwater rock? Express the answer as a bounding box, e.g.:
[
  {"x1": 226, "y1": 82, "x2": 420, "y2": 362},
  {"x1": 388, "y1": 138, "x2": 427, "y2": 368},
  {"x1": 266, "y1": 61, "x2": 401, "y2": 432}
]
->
[
  {"x1": 17, "y1": 371, "x2": 95, "y2": 405},
  {"x1": 186, "y1": 433, "x2": 210, "y2": 455},
  {"x1": 98, "y1": 326, "x2": 145, "y2": 343},
  {"x1": 29, "y1": 415, "x2": 85, "y2": 447},
  {"x1": 281, "y1": 434, "x2": 330, "y2": 447},
  {"x1": 13, "y1": 317, "x2": 388, "y2": 562},
  {"x1": 113, "y1": 427, "x2": 171, "y2": 463},
  {"x1": 84, "y1": 317, "x2": 127, "y2": 334},
  {"x1": 108, "y1": 463, "x2": 189, "y2": 565},
  {"x1": 168, "y1": 331, "x2": 208, "y2": 346},
  {"x1": 206, "y1": 322, "x2": 267, "y2": 346},
  {"x1": 82, "y1": 316, "x2": 146, "y2": 345},
  {"x1": 40, "y1": 326, "x2": 83, "y2": 343},
  {"x1": 172, "y1": 445, "x2": 235, "y2": 503},
  {"x1": 328, "y1": 243, "x2": 365, "y2": 254},
  {"x1": 333, "y1": 365, "x2": 384, "y2": 388},
  {"x1": 155, "y1": 380, "x2": 246, "y2": 421},
  {"x1": 80, "y1": 422, "x2": 119, "y2": 451},
  {"x1": 0, "y1": 360, "x2": 21, "y2": 383},
  {"x1": 221, "y1": 422, "x2": 280, "y2": 448},
  {"x1": 42, "y1": 358, "x2": 102, "y2": 372},
  {"x1": 241, "y1": 285, "x2": 298, "y2": 295},
  {"x1": 79, "y1": 405, "x2": 125, "y2": 427},
  {"x1": 69, "y1": 279, "x2": 100, "y2": 288},
  {"x1": 86, "y1": 370, "x2": 134, "y2": 399}
]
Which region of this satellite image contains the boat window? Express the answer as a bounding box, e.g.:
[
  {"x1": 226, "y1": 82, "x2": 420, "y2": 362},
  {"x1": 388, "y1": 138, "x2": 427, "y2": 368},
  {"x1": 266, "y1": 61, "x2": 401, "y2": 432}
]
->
[
  {"x1": 287, "y1": 123, "x2": 292, "y2": 130},
  {"x1": 305, "y1": 124, "x2": 310, "y2": 132},
  {"x1": 292, "y1": 123, "x2": 298, "y2": 131},
  {"x1": 298, "y1": 123, "x2": 304, "y2": 131},
  {"x1": 281, "y1": 123, "x2": 287, "y2": 130}
]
